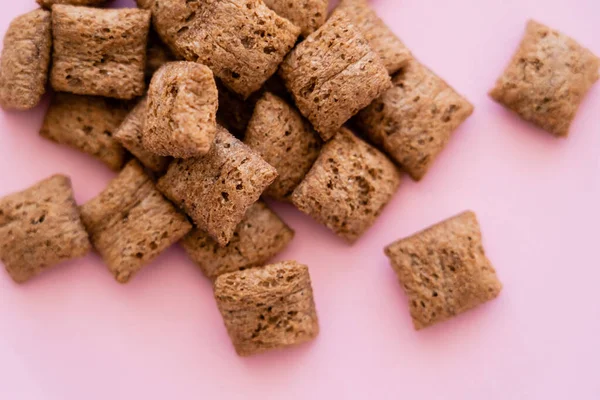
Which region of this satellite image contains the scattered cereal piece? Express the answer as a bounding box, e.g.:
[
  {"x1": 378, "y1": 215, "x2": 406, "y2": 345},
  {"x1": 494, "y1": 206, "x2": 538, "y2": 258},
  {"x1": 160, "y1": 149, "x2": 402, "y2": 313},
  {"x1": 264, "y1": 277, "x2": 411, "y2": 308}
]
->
[
  {"x1": 214, "y1": 261, "x2": 319, "y2": 356},
  {"x1": 489, "y1": 20, "x2": 599, "y2": 137},
  {"x1": 51, "y1": 5, "x2": 151, "y2": 100},
  {"x1": 37, "y1": 0, "x2": 108, "y2": 8},
  {"x1": 0, "y1": 175, "x2": 91, "y2": 283},
  {"x1": 182, "y1": 201, "x2": 294, "y2": 281},
  {"x1": 291, "y1": 128, "x2": 401, "y2": 243},
  {"x1": 385, "y1": 211, "x2": 503, "y2": 330},
  {"x1": 145, "y1": 31, "x2": 175, "y2": 80},
  {"x1": 263, "y1": 0, "x2": 328, "y2": 37},
  {"x1": 358, "y1": 59, "x2": 474, "y2": 181},
  {"x1": 280, "y1": 11, "x2": 391, "y2": 140},
  {"x1": 0, "y1": 9, "x2": 52, "y2": 110},
  {"x1": 157, "y1": 126, "x2": 278, "y2": 246},
  {"x1": 80, "y1": 161, "x2": 192, "y2": 283},
  {"x1": 145, "y1": 62, "x2": 218, "y2": 158},
  {"x1": 244, "y1": 92, "x2": 322, "y2": 201}
]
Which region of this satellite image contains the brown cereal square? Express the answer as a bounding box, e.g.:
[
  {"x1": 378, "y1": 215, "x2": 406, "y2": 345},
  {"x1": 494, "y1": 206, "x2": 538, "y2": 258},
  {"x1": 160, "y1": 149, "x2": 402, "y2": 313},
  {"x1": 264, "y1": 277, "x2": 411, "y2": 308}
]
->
[
  {"x1": 279, "y1": 11, "x2": 391, "y2": 140},
  {"x1": 385, "y1": 211, "x2": 503, "y2": 330},
  {"x1": 80, "y1": 161, "x2": 192, "y2": 283},
  {"x1": 214, "y1": 261, "x2": 319, "y2": 356},
  {"x1": 182, "y1": 201, "x2": 294, "y2": 281},
  {"x1": 0, "y1": 175, "x2": 91, "y2": 283},
  {"x1": 0, "y1": 9, "x2": 52, "y2": 110},
  {"x1": 489, "y1": 20, "x2": 599, "y2": 137},
  {"x1": 291, "y1": 128, "x2": 401, "y2": 243},
  {"x1": 358, "y1": 59, "x2": 474, "y2": 181},
  {"x1": 50, "y1": 5, "x2": 151, "y2": 100},
  {"x1": 263, "y1": 0, "x2": 328, "y2": 37}
]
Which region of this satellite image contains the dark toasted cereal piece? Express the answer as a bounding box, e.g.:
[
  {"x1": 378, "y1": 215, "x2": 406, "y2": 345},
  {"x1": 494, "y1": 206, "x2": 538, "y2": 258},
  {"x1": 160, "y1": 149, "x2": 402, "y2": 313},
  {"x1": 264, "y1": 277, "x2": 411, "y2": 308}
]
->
[
  {"x1": 262, "y1": 0, "x2": 328, "y2": 37},
  {"x1": 51, "y1": 5, "x2": 151, "y2": 100},
  {"x1": 244, "y1": 92, "x2": 322, "y2": 201},
  {"x1": 80, "y1": 161, "x2": 191, "y2": 283},
  {"x1": 357, "y1": 59, "x2": 474, "y2": 181},
  {"x1": 145, "y1": 31, "x2": 175, "y2": 80},
  {"x1": 385, "y1": 211, "x2": 503, "y2": 330},
  {"x1": 214, "y1": 261, "x2": 319, "y2": 356},
  {"x1": 152, "y1": 0, "x2": 300, "y2": 98},
  {"x1": 144, "y1": 62, "x2": 218, "y2": 158},
  {"x1": 279, "y1": 11, "x2": 391, "y2": 140},
  {"x1": 336, "y1": 0, "x2": 411, "y2": 75},
  {"x1": 37, "y1": 0, "x2": 108, "y2": 8},
  {"x1": 490, "y1": 20, "x2": 599, "y2": 137},
  {"x1": 157, "y1": 126, "x2": 278, "y2": 246},
  {"x1": 0, "y1": 175, "x2": 91, "y2": 283},
  {"x1": 291, "y1": 128, "x2": 401, "y2": 243},
  {"x1": 0, "y1": 9, "x2": 52, "y2": 110},
  {"x1": 114, "y1": 98, "x2": 170, "y2": 173},
  {"x1": 182, "y1": 201, "x2": 294, "y2": 281},
  {"x1": 40, "y1": 93, "x2": 130, "y2": 171}
]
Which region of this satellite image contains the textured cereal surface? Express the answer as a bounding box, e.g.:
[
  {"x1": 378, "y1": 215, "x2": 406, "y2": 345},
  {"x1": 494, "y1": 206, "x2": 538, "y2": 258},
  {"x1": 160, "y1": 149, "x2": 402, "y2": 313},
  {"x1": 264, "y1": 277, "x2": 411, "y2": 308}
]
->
[
  {"x1": 291, "y1": 128, "x2": 401, "y2": 243},
  {"x1": 51, "y1": 5, "x2": 151, "y2": 99},
  {"x1": 182, "y1": 201, "x2": 294, "y2": 281},
  {"x1": 385, "y1": 211, "x2": 503, "y2": 330},
  {"x1": 489, "y1": 20, "x2": 600, "y2": 137},
  {"x1": 358, "y1": 59, "x2": 474, "y2": 181},
  {"x1": 280, "y1": 11, "x2": 391, "y2": 140},
  {"x1": 157, "y1": 126, "x2": 278, "y2": 246},
  {"x1": 80, "y1": 161, "x2": 192, "y2": 283},
  {"x1": 145, "y1": 62, "x2": 218, "y2": 158},
  {"x1": 0, "y1": 175, "x2": 91, "y2": 283},
  {"x1": 214, "y1": 261, "x2": 319, "y2": 356},
  {"x1": 38, "y1": 0, "x2": 108, "y2": 8},
  {"x1": 152, "y1": 0, "x2": 300, "y2": 98},
  {"x1": 0, "y1": 9, "x2": 52, "y2": 110},
  {"x1": 263, "y1": 0, "x2": 328, "y2": 37}
]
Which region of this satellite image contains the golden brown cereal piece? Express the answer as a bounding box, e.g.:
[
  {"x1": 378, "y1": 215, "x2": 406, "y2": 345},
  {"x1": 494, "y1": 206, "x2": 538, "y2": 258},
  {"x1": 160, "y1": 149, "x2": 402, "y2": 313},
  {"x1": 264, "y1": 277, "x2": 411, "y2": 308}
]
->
[
  {"x1": 152, "y1": 0, "x2": 300, "y2": 98},
  {"x1": 280, "y1": 11, "x2": 391, "y2": 140},
  {"x1": 357, "y1": 59, "x2": 474, "y2": 181},
  {"x1": 40, "y1": 93, "x2": 130, "y2": 171},
  {"x1": 0, "y1": 175, "x2": 91, "y2": 283},
  {"x1": 80, "y1": 161, "x2": 192, "y2": 283},
  {"x1": 214, "y1": 261, "x2": 319, "y2": 356},
  {"x1": 144, "y1": 62, "x2": 218, "y2": 158},
  {"x1": 0, "y1": 9, "x2": 52, "y2": 110},
  {"x1": 114, "y1": 98, "x2": 170, "y2": 173},
  {"x1": 51, "y1": 5, "x2": 151, "y2": 100},
  {"x1": 38, "y1": 0, "x2": 108, "y2": 8},
  {"x1": 244, "y1": 93, "x2": 322, "y2": 201},
  {"x1": 145, "y1": 31, "x2": 175, "y2": 80},
  {"x1": 336, "y1": 0, "x2": 412, "y2": 75},
  {"x1": 385, "y1": 211, "x2": 503, "y2": 330},
  {"x1": 489, "y1": 20, "x2": 599, "y2": 137},
  {"x1": 291, "y1": 128, "x2": 401, "y2": 243},
  {"x1": 157, "y1": 126, "x2": 278, "y2": 246},
  {"x1": 182, "y1": 201, "x2": 294, "y2": 281},
  {"x1": 262, "y1": 0, "x2": 328, "y2": 37}
]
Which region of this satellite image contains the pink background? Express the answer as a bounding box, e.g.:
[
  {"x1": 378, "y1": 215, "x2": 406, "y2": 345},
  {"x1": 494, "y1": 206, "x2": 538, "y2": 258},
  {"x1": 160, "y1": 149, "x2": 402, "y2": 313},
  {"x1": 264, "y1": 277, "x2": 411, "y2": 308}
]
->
[{"x1": 1, "y1": 0, "x2": 599, "y2": 398}]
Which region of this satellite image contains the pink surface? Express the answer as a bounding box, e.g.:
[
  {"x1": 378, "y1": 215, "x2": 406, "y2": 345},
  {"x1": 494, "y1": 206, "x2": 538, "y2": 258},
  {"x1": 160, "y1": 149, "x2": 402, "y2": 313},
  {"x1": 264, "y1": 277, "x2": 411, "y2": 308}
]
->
[{"x1": 1, "y1": 0, "x2": 599, "y2": 398}]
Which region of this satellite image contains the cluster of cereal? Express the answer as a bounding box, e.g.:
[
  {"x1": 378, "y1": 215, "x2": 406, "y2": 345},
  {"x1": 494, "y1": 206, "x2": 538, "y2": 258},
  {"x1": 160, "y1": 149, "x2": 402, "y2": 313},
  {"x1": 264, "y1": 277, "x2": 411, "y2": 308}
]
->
[{"x1": 0, "y1": 0, "x2": 598, "y2": 356}]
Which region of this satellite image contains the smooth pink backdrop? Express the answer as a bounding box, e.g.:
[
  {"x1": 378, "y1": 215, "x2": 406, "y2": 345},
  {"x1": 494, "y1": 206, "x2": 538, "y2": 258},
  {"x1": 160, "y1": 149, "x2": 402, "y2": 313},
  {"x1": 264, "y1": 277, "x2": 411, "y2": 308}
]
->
[{"x1": 1, "y1": 0, "x2": 599, "y2": 399}]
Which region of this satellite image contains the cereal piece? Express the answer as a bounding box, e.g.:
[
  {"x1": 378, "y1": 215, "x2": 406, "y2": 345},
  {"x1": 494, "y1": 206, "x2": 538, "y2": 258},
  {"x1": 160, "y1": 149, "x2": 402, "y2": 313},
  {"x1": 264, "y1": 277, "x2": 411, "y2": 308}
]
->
[
  {"x1": 0, "y1": 9, "x2": 52, "y2": 110},
  {"x1": 114, "y1": 98, "x2": 170, "y2": 173},
  {"x1": 38, "y1": 0, "x2": 108, "y2": 8},
  {"x1": 357, "y1": 59, "x2": 474, "y2": 181},
  {"x1": 291, "y1": 128, "x2": 401, "y2": 243},
  {"x1": 336, "y1": 0, "x2": 412, "y2": 75},
  {"x1": 145, "y1": 62, "x2": 218, "y2": 158},
  {"x1": 182, "y1": 201, "x2": 294, "y2": 280},
  {"x1": 145, "y1": 31, "x2": 175, "y2": 79},
  {"x1": 40, "y1": 93, "x2": 130, "y2": 171},
  {"x1": 385, "y1": 211, "x2": 503, "y2": 330},
  {"x1": 279, "y1": 11, "x2": 391, "y2": 140},
  {"x1": 0, "y1": 175, "x2": 91, "y2": 283},
  {"x1": 214, "y1": 261, "x2": 319, "y2": 356},
  {"x1": 244, "y1": 92, "x2": 322, "y2": 201},
  {"x1": 80, "y1": 161, "x2": 192, "y2": 283},
  {"x1": 51, "y1": 5, "x2": 151, "y2": 100},
  {"x1": 135, "y1": 0, "x2": 154, "y2": 9},
  {"x1": 490, "y1": 20, "x2": 599, "y2": 137},
  {"x1": 262, "y1": 0, "x2": 328, "y2": 37},
  {"x1": 152, "y1": 0, "x2": 300, "y2": 98},
  {"x1": 157, "y1": 126, "x2": 278, "y2": 246}
]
